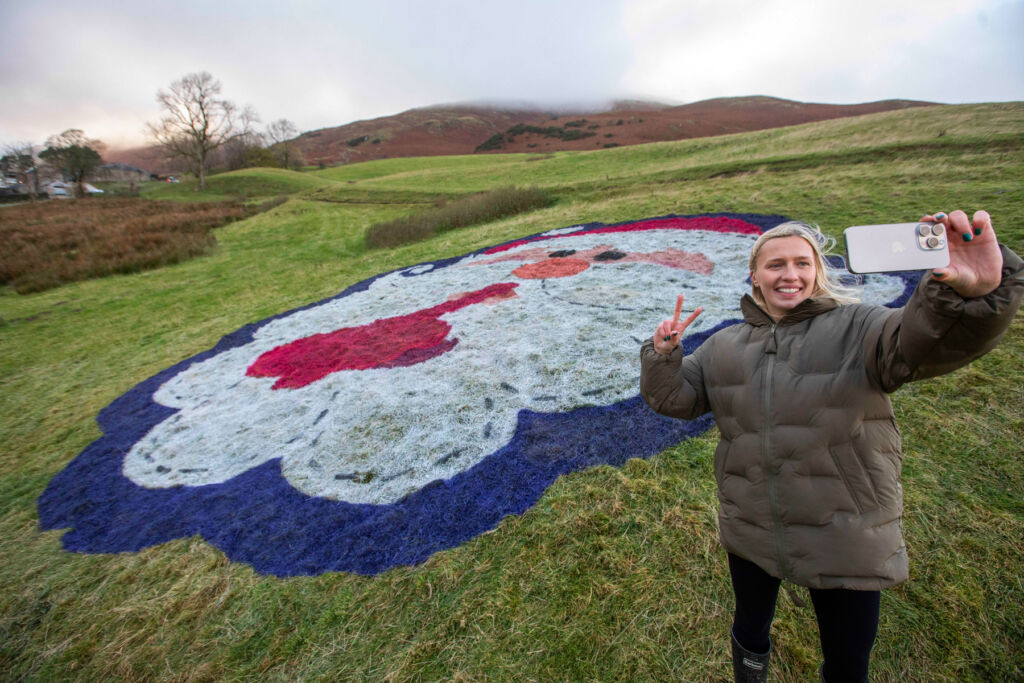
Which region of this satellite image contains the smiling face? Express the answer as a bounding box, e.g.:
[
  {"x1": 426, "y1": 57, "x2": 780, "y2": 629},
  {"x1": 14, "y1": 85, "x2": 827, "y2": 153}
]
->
[{"x1": 750, "y1": 235, "x2": 818, "y2": 319}]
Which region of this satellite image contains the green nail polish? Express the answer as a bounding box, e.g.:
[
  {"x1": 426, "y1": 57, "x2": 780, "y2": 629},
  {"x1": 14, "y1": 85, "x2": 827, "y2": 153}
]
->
[
  {"x1": 962, "y1": 233, "x2": 972, "y2": 242},
  {"x1": 933, "y1": 271, "x2": 944, "y2": 278},
  {"x1": 974, "y1": 228, "x2": 982, "y2": 236}
]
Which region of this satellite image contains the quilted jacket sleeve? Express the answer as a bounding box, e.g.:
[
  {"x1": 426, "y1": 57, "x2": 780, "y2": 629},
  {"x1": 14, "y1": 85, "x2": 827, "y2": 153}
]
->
[
  {"x1": 869, "y1": 244, "x2": 1024, "y2": 392},
  {"x1": 640, "y1": 338, "x2": 712, "y2": 419}
]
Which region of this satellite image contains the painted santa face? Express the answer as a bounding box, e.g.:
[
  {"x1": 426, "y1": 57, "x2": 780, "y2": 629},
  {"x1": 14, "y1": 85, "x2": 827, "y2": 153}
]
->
[
  {"x1": 121, "y1": 221, "x2": 772, "y2": 504},
  {"x1": 39, "y1": 214, "x2": 914, "y2": 576}
]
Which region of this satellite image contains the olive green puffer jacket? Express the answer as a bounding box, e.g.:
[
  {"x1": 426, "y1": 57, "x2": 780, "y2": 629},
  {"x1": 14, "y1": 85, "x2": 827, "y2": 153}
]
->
[{"x1": 640, "y1": 245, "x2": 1023, "y2": 590}]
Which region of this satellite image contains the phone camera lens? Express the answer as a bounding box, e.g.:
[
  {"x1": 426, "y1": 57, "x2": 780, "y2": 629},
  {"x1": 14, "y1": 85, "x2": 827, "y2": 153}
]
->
[
  {"x1": 930, "y1": 224, "x2": 944, "y2": 236},
  {"x1": 926, "y1": 236, "x2": 941, "y2": 248},
  {"x1": 917, "y1": 224, "x2": 931, "y2": 236}
]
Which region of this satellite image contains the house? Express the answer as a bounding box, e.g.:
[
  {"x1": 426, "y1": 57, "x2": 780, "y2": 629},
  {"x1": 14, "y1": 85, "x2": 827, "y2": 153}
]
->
[
  {"x1": 42, "y1": 181, "x2": 104, "y2": 198},
  {"x1": 92, "y1": 162, "x2": 151, "y2": 183},
  {"x1": 42, "y1": 181, "x2": 71, "y2": 198}
]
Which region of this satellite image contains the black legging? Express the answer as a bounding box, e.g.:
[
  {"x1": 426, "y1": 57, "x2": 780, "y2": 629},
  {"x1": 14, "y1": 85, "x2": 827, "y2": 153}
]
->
[{"x1": 728, "y1": 553, "x2": 880, "y2": 683}]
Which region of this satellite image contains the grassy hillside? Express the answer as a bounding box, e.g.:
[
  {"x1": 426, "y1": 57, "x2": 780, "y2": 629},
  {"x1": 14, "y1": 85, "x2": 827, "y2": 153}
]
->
[
  {"x1": 144, "y1": 167, "x2": 337, "y2": 201},
  {"x1": 1, "y1": 103, "x2": 1022, "y2": 681}
]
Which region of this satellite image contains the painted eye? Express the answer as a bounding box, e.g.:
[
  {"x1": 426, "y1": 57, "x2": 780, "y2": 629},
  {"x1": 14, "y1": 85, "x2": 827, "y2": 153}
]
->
[
  {"x1": 548, "y1": 249, "x2": 577, "y2": 258},
  {"x1": 593, "y1": 250, "x2": 627, "y2": 261}
]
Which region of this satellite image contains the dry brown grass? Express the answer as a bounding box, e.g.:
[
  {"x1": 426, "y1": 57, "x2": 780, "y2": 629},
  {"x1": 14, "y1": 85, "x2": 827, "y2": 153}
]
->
[
  {"x1": 0, "y1": 198, "x2": 253, "y2": 293},
  {"x1": 364, "y1": 186, "x2": 554, "y2": 248}
]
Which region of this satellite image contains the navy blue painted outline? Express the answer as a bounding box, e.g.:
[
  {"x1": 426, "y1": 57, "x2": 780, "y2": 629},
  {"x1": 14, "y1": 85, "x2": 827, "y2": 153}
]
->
[{"x1": 37, "y1": 213, "x2": 920, "y2": 576}]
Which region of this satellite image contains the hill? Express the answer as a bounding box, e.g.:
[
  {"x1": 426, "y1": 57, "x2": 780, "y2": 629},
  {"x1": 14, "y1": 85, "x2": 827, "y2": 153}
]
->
[
  {"x1": 471, "y1": 96, "x2": 937, "y2": 154},
  {"x1": 293, "y1": 96, "x2": 937, "y2": 164},
  {"x1": 106, "y1": 96, "x2": 937, "y2": 172}
]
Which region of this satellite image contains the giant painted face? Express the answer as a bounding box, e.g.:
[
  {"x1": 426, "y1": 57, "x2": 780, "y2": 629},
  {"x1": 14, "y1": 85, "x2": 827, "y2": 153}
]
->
[{"x1": 39, "y1": 214, "x2": 914, "y2": 575}]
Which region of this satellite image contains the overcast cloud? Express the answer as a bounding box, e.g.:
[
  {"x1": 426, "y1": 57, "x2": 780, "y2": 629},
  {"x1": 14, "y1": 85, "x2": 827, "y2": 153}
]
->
[{"x1": 1, "y1": 0, "x2": 1021, "y2": 149}]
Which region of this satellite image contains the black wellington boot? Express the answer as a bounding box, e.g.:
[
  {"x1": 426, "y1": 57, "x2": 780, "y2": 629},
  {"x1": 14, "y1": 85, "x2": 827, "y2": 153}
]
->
[{"x1": 731, "y1": 628, "x2": 771, "y2": 683}]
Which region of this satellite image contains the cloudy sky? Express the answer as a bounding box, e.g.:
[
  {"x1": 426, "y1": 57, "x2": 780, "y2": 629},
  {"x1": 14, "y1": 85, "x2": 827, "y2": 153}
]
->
[{"x1": 2, "y1": 0, "x2": 1021, "y2": 150}]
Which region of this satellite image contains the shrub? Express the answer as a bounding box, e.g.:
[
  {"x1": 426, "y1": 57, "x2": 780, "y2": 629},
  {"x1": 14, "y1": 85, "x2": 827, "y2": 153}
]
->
[
  {"x1": 365, "y1": 186, "x2": 555, "y2": 249},
  {"x1": 560, "y1": 129, "x2": 596, "y2": 141},
  {"x1": 475, "y1": 123, "x2": 598, "y2": 152},
  {"x1": 475, "y1": 133, "x2": 507, "y2": 152},
  {"x1": 347, "y1": 135, "x2": 370, "y2": 147}
]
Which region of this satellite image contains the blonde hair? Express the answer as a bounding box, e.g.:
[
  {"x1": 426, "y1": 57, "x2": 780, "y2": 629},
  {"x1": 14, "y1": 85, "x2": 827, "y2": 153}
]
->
[{"x1": 748, "y1": 221, "x2": 860, "y2": 307}]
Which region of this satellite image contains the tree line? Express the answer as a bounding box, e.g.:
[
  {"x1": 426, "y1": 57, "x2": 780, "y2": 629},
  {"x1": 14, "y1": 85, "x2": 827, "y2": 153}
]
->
[
  {"x1": 1, "y1": 71, "x2": 303, "y2": 196},
  {"x1": 146, "y1": 71, "x2": 303, "y2": 189},
  {"x1": 2, "y1": 131, "x2": 104, "y2": 199}
]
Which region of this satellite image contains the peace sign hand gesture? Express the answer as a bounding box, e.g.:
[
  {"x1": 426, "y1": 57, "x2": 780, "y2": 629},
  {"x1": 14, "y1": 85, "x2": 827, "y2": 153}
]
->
[{"x1": 653, "y1": 294, "x2": 703, "y2": 355}]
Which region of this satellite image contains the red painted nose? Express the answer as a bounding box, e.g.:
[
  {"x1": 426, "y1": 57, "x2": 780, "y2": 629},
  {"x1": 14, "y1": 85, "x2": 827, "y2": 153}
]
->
[{"x1": 511, "y1": 257, "x2": 590, "y2": 279}]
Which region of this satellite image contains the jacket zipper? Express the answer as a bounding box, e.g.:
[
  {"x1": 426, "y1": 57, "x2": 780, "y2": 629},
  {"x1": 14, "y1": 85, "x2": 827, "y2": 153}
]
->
[{"x1": 762, "y1": 322, "x2": 790, "y2": 580}]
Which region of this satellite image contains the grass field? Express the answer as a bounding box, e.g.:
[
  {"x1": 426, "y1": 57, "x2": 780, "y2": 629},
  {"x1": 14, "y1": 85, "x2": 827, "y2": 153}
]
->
[{"x1": 2, "y1": 103, "x2": 1022, "y2": 681}]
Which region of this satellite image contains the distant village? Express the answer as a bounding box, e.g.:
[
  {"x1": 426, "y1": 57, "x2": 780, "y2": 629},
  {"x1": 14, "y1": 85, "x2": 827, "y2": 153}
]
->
[{"x1": 0, "y1": 158, "x2": 176, "y2": 201}]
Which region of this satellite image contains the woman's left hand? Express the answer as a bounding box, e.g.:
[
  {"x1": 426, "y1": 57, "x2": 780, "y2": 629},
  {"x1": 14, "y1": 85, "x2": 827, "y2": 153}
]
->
[{"x1": 921, "y1": 209, "x2": 1004, "y2": 298}]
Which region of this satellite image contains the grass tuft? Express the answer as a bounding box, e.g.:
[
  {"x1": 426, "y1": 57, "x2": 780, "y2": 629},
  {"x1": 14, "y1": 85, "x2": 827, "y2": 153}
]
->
[{"x1": 364, "y1": 185, "x2": 555, "y2": 248}]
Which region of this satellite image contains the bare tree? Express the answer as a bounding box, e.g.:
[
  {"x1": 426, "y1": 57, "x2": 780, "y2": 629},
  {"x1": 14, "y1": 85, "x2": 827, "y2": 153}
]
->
[
  {"x1": 146, "y1": 72, "x2": 257, "y2": 190},
  {"x1": 39, "y1": 130, "x2": 104, "y2": 198},
  {"x1": 1, "y1": 142, "x2": 41, "y2": 200},
  {"x1": 222, "y1": 130, "x2": 270, "y2": 171},
  {"x1": 265, "y1": 118, "x2": 299, "y2": 169}
]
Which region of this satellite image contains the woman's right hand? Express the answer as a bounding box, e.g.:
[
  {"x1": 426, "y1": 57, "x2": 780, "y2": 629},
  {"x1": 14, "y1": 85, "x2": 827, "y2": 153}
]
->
[{"x1": 653, "y1": 294, "x2": 703, "y2": 355}]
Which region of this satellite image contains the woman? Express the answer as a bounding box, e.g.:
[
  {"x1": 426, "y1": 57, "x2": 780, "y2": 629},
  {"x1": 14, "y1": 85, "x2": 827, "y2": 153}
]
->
[{"x1": 639, "y1": 210, "x2": 1023, "y2": 682}]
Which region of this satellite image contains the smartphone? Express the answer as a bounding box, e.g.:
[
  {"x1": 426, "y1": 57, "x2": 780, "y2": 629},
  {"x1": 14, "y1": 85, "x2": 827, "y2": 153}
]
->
[{"x1": 844, "y1": 222, "x2": 950, "y2": 273}]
